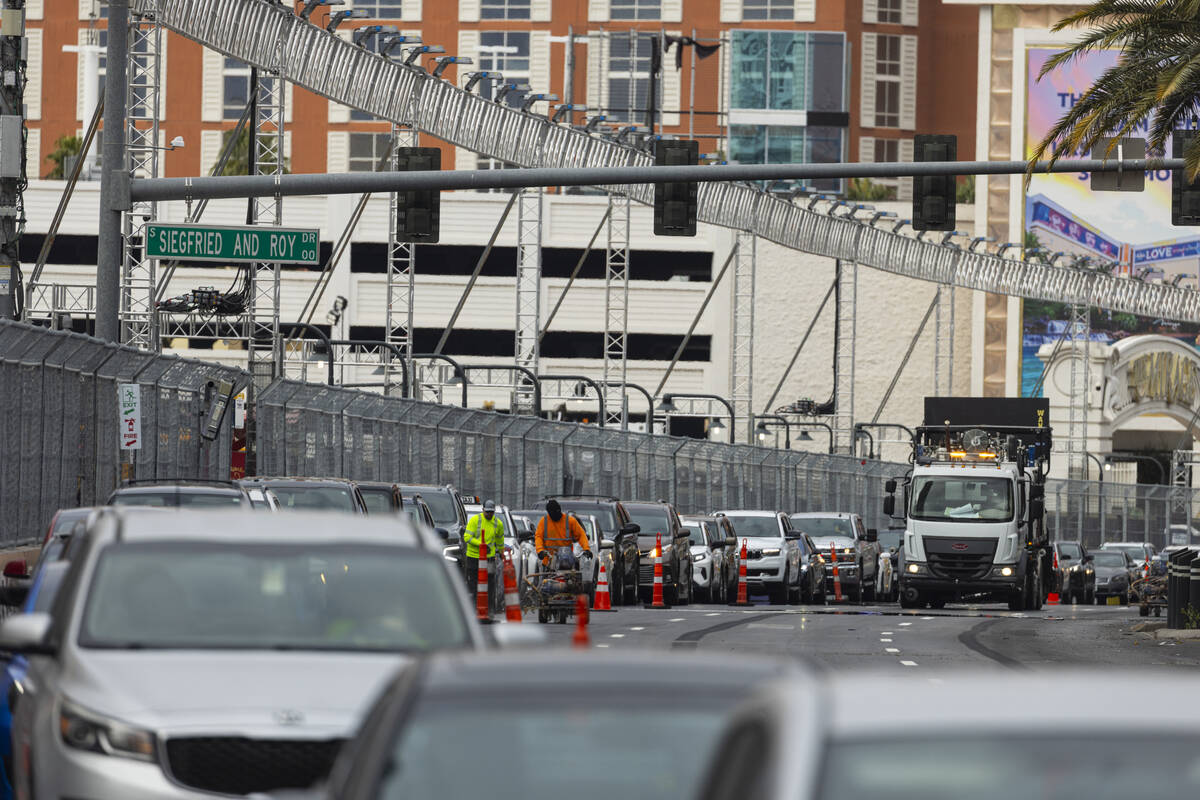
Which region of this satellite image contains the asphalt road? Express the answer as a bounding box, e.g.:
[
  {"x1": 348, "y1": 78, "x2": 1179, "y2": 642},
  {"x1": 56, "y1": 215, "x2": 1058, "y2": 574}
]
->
[{"x1": 532, "y1": 598, "x2": 1200, "y2": 669}]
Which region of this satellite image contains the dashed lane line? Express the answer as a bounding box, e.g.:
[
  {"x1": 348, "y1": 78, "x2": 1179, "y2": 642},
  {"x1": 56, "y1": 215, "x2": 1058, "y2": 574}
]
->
[
  {"x1": 629, "y1": 627, "x2": 645, "y2": 631},
  {"x1": 901, "y1": 660, "x2": 918, "y2": 667},
  {"x1": 610, "y1": 633, "x2": 625, "y2": 639},
  {"x1": 886, "y1": 648, "x2": 900, "y2": 653},
  {"x1": 881, "y1": 638, "x2": 893, "y2": 642}
]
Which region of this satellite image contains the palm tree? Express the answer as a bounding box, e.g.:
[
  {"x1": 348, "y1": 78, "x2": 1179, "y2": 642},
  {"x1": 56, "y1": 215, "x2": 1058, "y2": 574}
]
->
[{"x1": 1027, "y1": 0, "x2": 1200, "y2": 181}]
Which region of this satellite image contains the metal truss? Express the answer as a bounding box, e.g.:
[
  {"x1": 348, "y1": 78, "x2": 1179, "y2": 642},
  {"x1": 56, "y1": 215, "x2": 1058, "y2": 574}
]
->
[
  {"x1": 1065, "y1": 302, "x2": 1090, "y2": 479},
  {"x1": 833, "y1": 261, "x2": 857, "y2": 455},
  {"x1": 1170, "y1": 450, "x2": 1200, "y2": 526},
  {"x1": 119, "y1": 11, "x2": 162, "y2": 350},
  {"x1": 933, "y1": 283, "x2": 954, "y2": 396},
  {"x1": 386, "y1": 116, "x2": 418, "y2": 396},
  {"x1": 26, "y1": 284, "x2": 96, "y2": 321},
  {"x1": 248, "y1": 46, "x2": 287, "y2": 388},
  {"x1": 603, "y1": 193, "x2": 630, "y2": 428},
  {"x1": 138, "y1": 0, "x2": 1200, "y2": 322},
  {"x1": 513, "y1": 189, "x2": 543, "y2": 415},
  {"x1": 731, "y1": 232, "x2": 755, "y2": 443}
]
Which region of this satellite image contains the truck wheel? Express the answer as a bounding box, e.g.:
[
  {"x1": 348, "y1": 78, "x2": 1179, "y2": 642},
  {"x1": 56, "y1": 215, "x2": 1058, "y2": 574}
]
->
[
  {"x1": 1139, "y1": 604, "x2": 1150, "y2": 617},
  {"x1": 863, "y1": 569, "x2": 877, "y2": 603},
  {"x1": 899, "y1": 585, "x2": 921, "y2": 609},
  {"x1": 1120, "y1": 593, "x2": 1129, "y2": 606},
  {"x1": 1007, "y1": 587, "x2": 1024, "y2": 611},
  {"x1": 928, "y1": 597, "x2": 946, "y2": 609}
]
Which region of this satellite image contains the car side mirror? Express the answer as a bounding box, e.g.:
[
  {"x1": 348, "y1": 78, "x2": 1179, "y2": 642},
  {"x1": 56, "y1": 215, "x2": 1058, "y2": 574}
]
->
[
  {"x1": 725, "y1": 537, "x2": 737, "y2": 548},
  {"x1": 1084, "y1": 554, "x2": 1094, "y2": 563},
  {"x1": 600, "y1": 540, "x2": 614, "y2": 551},
  {"x1": 885, "y1": 479, "x2": 897, "y2": 494},
  {"x1": 866, "y1": 529, "x2": 878, "y2": 543},
  {"x1": 0, "y1": 613, "x2": 54, "y2": 656},
  {"x1": 882, "y1": 496, "x2": 895, "y2": 517},
  {"x1": 517, "y1": 531, "x2": 535, "y2": 543},
  {"x1": 620, "y1": 523, "x2": 641, "y2": 537},
  {"x1": 434, "y1": 527, "x2": 450, "y2": 541},
  {"x1": 2, "y1": 559, "x2": 27, "y2": 580}
]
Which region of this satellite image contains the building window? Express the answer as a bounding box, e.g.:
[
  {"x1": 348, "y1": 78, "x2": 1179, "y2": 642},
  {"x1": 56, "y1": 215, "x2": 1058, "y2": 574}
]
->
[
  {"x1": 876, "y1": 0, "x2": 902, "y2": 23},
  {"x1": 873, "y1": 33, "x2": 901, "y2": 127},
  {"x1": 610, "y1": 0, "x2": 661, "y2": 21},
  {"x1": 607, "y1": 33, "x2": 661, "y2": 123},
  {"x1": 729, "y1": 125, "x2": 843, "y2": 192},
  {"x1": 478, "y1": 31, "x2": 531, "y2": 107},
  {"x1": 224, "y1": 58, "x2": 252, "y2": 120},
  {"x1": 353, "y1": 0, "x2": 405, "y2": 17},
  {"x1": 874, "y1": 138, "x2": 898, "y2": 162},
  {"x1": 349, "y1": 132, "x2": 392, "y2": 171},
  {"x1": 743, "y1": 0, "x2": 794, "y2": 20},
  {"x1": 731, "y1": 31, "x2": 846, "y2": 112},
  {"x1": 481, "y1": 0, "x2": 531, "y2": 19}
]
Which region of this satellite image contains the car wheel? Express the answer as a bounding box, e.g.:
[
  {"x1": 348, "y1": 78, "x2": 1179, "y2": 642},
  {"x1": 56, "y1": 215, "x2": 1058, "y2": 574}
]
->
[
  {"x1": 538, "y1": 609, "x2": 548, "y2": 623},
  {"x1": 679, "y1": 569, "x2": 692, "y2": 606},
  {"x1": 768, "y1": 578, "x2": 786, "y2": 605},
  {"x1": 1120, "y1": 593, "x2": 1129, "y2": 605},
  {"x1": 1139, "y1": 604, "x2": 1150, "y2": 617},
  {"x1": 1085, "y1": 587, "x2": 1095, "y2": 605},
  {"x1": 901, "y1": 587, "x2": 922, "y2": 609},
  {"x1": 863, "y1": 568, "x2": 876, "y2": 603},
  {"x1": 928, "y1": 597, "x2": 947, "y2": 609}
]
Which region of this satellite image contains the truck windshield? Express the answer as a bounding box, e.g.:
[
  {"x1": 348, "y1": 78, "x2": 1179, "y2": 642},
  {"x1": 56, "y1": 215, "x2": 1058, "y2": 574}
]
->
[{"x1": 910, "y1": 476, "x2": 1013, "y2": 522}]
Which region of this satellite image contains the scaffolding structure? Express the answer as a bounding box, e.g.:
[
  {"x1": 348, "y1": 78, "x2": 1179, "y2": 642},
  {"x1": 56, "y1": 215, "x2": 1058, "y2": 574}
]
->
[
  {"x1": 731, "y1": 231, "x2": 755, "y2": 442},
  {"x1": 513, "y1": 189, "x2": 543, "y2": 414},
  {"x1": 603, "y1": 192, "x2": 630, "y2": 428},
  {"x1": 1065, "y1": 301, "x2": 1091, "y2": 479},
  {"x1": 933, "y1": 283, "x2": 954, "y2": 395},
  {"x1": 833, "y1": 260, "x2": 857, "y2": 455}
]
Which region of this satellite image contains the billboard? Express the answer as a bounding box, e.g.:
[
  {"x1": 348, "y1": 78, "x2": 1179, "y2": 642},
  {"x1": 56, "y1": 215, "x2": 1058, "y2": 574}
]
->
[{"x1": 1022, "y1": 48, "x2": 1200, "y2": 396}]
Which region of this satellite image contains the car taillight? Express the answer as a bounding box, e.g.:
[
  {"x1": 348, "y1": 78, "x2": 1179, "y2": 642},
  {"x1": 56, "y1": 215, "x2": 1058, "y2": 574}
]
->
[{"x1": 42, "y1": 510, "x2": 60, "y2": 548}]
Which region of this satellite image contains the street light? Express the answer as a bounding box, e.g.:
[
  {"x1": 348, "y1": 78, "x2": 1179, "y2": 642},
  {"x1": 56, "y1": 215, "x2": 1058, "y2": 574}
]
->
[
  {"x1": 277, "y1": 322, "x2": 334, "y2": 386},
  {"x1": 432, "y1": 55, "x2": 473, "y2": 78},
  {"x1": 657, "y1": 393, "x2": 736, "y2": 443},
  {"x1": 460, "y1": 363, "x2": 542, "y2": 416},
  {"x1": 411, "y1": 353, "x2": 468, "y2": 407},
  {"x1": 325, "y1": 8, "x2": 367, "y2": 31},
  {"x1": 537, "y1": 374, "x2": 605, "y2": 427},
  {"x1": 404, "y1": 44, "x2": 446, "y2": 67},
  {"x1": 755, "y1": 414, "x2": 791, "y2": 449},
  {"x1": 791, "y1": 421, "x2": 835, "y2": 454},
  {"x1": 1105, "y1": 452, "x2": 1166, "y2": 484},
  {"x1": 333, "y1": 339, "x2": 409, "y2": 398},
  {"x1": 1084, "y1": 452, "x2": 1104, "y2": 483},
  {"x1": 601, "y1": 380, "x2": 654, "y2": 428},
  {"x1": 300, "y1": 0, "x2": 342, "y2": 20}
]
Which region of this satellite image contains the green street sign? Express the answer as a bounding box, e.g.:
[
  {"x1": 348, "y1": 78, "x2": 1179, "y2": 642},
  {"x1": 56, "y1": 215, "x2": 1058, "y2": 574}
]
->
[{"x1": 145, "y1": 223, "x2": 321, "y2": 265}]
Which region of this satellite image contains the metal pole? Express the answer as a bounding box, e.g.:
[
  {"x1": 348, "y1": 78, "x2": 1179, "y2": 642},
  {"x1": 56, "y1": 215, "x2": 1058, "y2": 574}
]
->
[
  {"x1": 646, "y1": 33, "x2": 659, "y2": 136},
  {"x1": 412, "y1": 353, "x2": 468, "y2": 407},
  {"x1": 540, "y1": 206, "x2": 611, "y2": 340},
  {"x1": 329, "y1": 339, "x2": 410, "y2": 399},
  {"x1": 539, "y1": 374, "x2": 605, "y2": 428},
  {"x1": 761, "y1": 278, "x2": 835, "y2": 414},
  {"x1": 434, "y1": 191, "x2": 518, "y2": 354},
  {"x1": 564, "y1": 25, "x2": 574, "y2": 108},
  {"x1": 653, "y1": 245, "x2": 737, "y2": 397},
  {"x1": 96, "y1": 0, "x2": 130, "y2": 342}
]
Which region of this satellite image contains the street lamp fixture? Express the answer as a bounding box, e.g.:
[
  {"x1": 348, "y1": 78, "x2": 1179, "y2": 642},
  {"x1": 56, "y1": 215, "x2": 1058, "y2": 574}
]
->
[
  {"x1": 432, "y1": 55, "x2": 473, "y2": 78},
  {"x1": 300, "y1": 0, "x2": 342, "y2": 20},
  {"x1": 464, "y1": 70, "x2": 502, "y2": 93},
  {"x1": 325, "y1": 8, "x2": 367, "y2": 31},
  {"x1": 521, "y1": 93, "x2": 559, "y2": 113},
  {"x1": 380, "y1": 34, "x2": 421, "y2": 59},
  {"x1": 657, "y1": 393, "x2": 736, "y2": 442},
  {"x1": 494, "y1": 82, "x2": 531, "y2": 105},
  {"x1": 404, "y1": 44, "x2": 446, "y2": 67},
  {"x1": 755, "y1": 414, "x2": 791, "y2": 449},
  {"x1": 353, "y1": 24, "x2": 397, "y2": 48},
  {"x1": 552, "y1": 103, "x2": 587, "y2": 124}
]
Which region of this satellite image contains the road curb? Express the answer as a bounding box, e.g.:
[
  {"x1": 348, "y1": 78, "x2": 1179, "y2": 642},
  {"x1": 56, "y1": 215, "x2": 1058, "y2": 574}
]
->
[{"x1": 1153, "y1": 628, "x2": 1200, "y2": 641}]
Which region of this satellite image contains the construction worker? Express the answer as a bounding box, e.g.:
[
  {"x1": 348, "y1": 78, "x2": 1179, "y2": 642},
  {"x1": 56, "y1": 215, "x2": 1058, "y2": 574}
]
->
[
  {"x1": 463, "y1": 499, "x2": 506, "y2": 603},
  {"x1": 536, "y1": 499, "x2": 590, "y2": 568}
]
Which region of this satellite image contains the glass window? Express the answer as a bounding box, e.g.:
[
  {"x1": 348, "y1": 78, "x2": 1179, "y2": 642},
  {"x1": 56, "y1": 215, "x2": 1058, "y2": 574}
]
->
[
  {"x1": 354, "y1": 0, "x2": 405, "y2": 17},
  {"x1": 80, "y1": 542, "x2": 469, "y2": 652},
  {"x1": 730, "y1": 125, "x2": 842, "y2": 191},
  {"x1": 349, "y1": 132, "x2": 392, "y2": 172},
  {"x1": 627, "y1": 508, "x2": 671, "y2": 536},
  {"x1": 269, "y1": 486, "x2": 358, "y2": 513},
  {"x1": 110, "y1": 492, "x2": 244, "y2": 508},
  {"x1": 481, "y1": 0, "x2": 531, "y2": 19},
  {"x1": 610, "y1": 0, "x2": 662, "y2": 20},
  {"x1": 477, "y1": 31, "x2": 531, "y2": 107},
  {"x1": 1092, "y1": 551, "x2": 1129, "y2": 568},
  {"x1": 223, "y1": 58, "x2": 252, "y2": 121},
  {"x1": 94, "y1": 30, "x2": 155, "y2": 118},
  {"x1": 910, "y1": 476, "x2": 1014, "y2": 523},
  {"x1": 876, "y1": 0, "x2": 903, "y2": 23},
  {"x1": 607, "y1": 33, "x2": 660, "y2": 123},
  {"x1": 873, "y1": 33, "x2": 901, "y2": 128},
  {"x1": 359, "y1": 488, "x2": 395, "y2": 514},
  {"x1": 731, "y1": 31, "x2": 845, "y2": 112},
  {"x1": 683, "y1": 523, "x2": 706, "y2": 546},
  {"x1": 403, "y1": 490, "x2": 461, "y2": 528},
  {"x1": 791, "y1": 517, "x2": 855, "y2": 541},
  {"x1": 721, "y1": 515, "x2": 781, "y2": 539},
  {"x1": 743, "y1": 0, "x2": 794, "y2": 20},
  {"x1": 1058, "y1": 542, "x2": 1083, "y2": 560},
  {"x1": 874, "y1": 138, "x2": 899, "y2": 163}
]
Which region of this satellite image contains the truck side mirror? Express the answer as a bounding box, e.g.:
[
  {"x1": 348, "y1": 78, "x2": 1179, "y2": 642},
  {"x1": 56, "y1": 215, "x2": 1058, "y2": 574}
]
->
[
  {"x1": 1028, "y1": 483, "x2": 1045, "y2": 501},
  {"x1": 866, "y1": 529, "x2": 878, "y2": 543},
  {"x1": 883, "y1": 496, "x2": 895, "y2": 517},
  {"x1": 1028, "y1": 496, "x2": 1044, "y2": 521},
  {"x1": 885, "y1": 479, "x2": 897, "y2": 494}
]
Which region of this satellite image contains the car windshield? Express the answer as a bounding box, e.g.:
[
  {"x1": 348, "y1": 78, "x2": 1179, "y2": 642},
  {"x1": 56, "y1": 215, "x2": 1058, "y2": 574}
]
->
[
  {"x1": 406, "y1": 490, "x2": 459, "y2": 527},
  {"x1": 378, "y1": 696, "x2": 728, "y2": 800},
  {"x1": 910, "y1": 476, "x2": 1013, "y2": 522},
  {"x1": 111, "y1": 492, "x2": 243, "y2": 508},
  {"x1": 628, "y1": 508, "x2": 671, "y2": 536},
  {"x1": 270, "y1": 486, "x2": 357, "y2": 513},
  {"x1": 1102, "y1": 544, "x2": 1145, "y2": 556},
  {"x1": 817, "y1": 736, "x2": 1200, "y2": 800},
  {"x1": 359, "y1": 488, "x2": 394, "y2": 515},
  {"x1": 80, "y1": 542, "x2": 469, "y2": 652},
  {"x1": 722, "y1": 515, "x2": 780, "y2": 539},
  {"x1": 683, "y1": 523, "x2": 707, "y2": 546},
  {"x1": 793, "y1": 518, "x2": 855, "y2": 539},
  {"x1": 1058, "y1": 542, "x2": 1083, "y2": 560},
  {"x1": 1092, "y1": 551, "x2": 1128, "y2": 568},
  {"x1": 555, "y1": 504, "x2": 618, "y2": 535}
]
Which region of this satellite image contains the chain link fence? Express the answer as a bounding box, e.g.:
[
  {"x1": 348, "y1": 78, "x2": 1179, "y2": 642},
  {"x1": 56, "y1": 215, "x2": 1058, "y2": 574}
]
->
[
  {"x1": 7, "y1": 320, "x2": 1200, "y2": 551},
  {"x1": 0, "y1": 320, "x2": 249, "y2": 545}
]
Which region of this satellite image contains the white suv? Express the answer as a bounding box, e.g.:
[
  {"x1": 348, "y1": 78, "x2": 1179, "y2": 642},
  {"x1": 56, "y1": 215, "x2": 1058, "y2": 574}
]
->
[{"x1": 713, "y1": 510, "x2": 804, "y2": 605}]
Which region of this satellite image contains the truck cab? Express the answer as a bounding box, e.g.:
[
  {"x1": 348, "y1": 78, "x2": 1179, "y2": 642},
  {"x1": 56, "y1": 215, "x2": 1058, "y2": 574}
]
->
[{"x1": 884, "y1": 397, "x2": 1051, "y2": 611}]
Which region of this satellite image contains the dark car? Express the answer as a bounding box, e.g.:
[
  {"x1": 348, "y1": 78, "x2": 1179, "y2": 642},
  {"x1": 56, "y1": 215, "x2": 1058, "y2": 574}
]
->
[
  {"x1": 545, "y1": 496, "x2": 641, "y2": 606},
  {"x1": 1091, "y1": 549, "x2": 1134, "y2": 604},
  {"x1": 1054, "y1": 540, "x2": 1096, "y2": 605},
  {"x1": 791, "y1": 512, "x2": 881, "y2": 603},
  {"x1": 796, "y1": 533, "x2": 829, "y2": 605},
  {"x1": 323, "y1": 651, "x2": 799, "y2": 800},
  {"x1": 355, "y1": 481, "x2": 403, "y2": 514},
  {"x1": 107, "y1": 479, "x2": 251, "y2": 508},
  {"x1": 624, "y1": 501, "x2": 694, "y2": 605},
  {"x1": 400, "y1": 484, "x2": 468, "y2": 544},
  {"x1": 682, "y1": 515, "x2": 740, "y2": 603},
  {"x1": 400, "y1": 493, "x2": 438, "y2": 530},
  {"x1": 238, "y1": 476, "x2": 369, "y2": 513}
]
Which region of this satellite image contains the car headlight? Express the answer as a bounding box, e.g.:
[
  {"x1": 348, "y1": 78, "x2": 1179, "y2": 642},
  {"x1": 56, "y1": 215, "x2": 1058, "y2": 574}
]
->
[
  {"x1": 989, "y1": 565, "x2": 1015, "y2": 578},
  {"x1": 906, "y1": 562, "x2": 927, "y2": 575},
  {"x1": 59, "y1": 700, "x2": 156, "y2": 762},
  {"x1": 694, "y1": 552, "x2": 709, "y2": 563},
  {"x1": 843, "y1": 548, "x2": 854, "y2": 555},
  {"x1": 761, "y1": 548, "x2": 781, "y2": 557}
]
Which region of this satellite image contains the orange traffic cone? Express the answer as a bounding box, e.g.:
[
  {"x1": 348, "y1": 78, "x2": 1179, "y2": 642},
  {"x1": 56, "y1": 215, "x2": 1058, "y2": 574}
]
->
[
  {"x1": 502, "y1": 551, "x2": 522, "y2": 623},
  {"x1": 476, "y1": 541, "x2": 491, "y2": 623},
  {"x1": 1048, "y1": 548, "x2": 1060, "y2": 604},
  {"x1": 830, "y1": 544, "x2": 843, "y2": 603},
  {"x1": 644, "y1": 532, "x2": 669, "y2": 609},
  {"x1": 572, "y1": 594, "x2": 590, "y2": 647},
  {"x1": 730, "y1": 538, "x2": 753, "y2": 606},
  {"x1": 593, "y1": 559, "x2": 615, "y2": 612}
]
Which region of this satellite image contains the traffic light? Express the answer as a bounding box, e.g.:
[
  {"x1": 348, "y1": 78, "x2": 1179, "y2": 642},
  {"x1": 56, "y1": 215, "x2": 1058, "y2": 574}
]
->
[
  {"x1": 1172, "y1": 132, "x2": 1200, "y2": 226},
  {"x1": 653, "y1": 139, "x2": 698, "y2": 237},
  {"x1": 395, "y1": 147, "x2": 441, "y2": 243},
  {"x1": 912, "y1": 134, "x2": 957, "y2": 232}
]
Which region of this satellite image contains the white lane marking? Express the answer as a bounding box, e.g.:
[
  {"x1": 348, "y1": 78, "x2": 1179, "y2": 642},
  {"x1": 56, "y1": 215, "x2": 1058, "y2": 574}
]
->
[
  {"x1": 629, "y1": 626, "x2": 646, "y2": 631},
  {"x1": 880, "y1": 638, "x2": 893, "y2": 642},
  {"x1": 747, "y1": 623, "x2": 795, "y2": 631},
  {"x1": 921, "y1": 616, "x2": 934, "y2": 620},
  {"x1": 901, "y1": 660, "x2": 918, "y2": 667},
  {"x1": 610, "y1": 633, "x2": 625, "y2": 639},
  {"x1": 899, "y1": 622, "x2": 913, "y2": 626},
  {"x1": 596, "y1": 644, "x2": 610, "y2": 648},
  {"x1": 886, "y1": 648, "x2": 900, "y2": 653},
  {"x1": 706, "y1": 612, "x2": 722, "y2": 617},
  {"x1": 669, "y1": 618, "x2": 686, "y2": 622},
  {"x1": 882, "y1": 631, "x2": 894, "y2": 635}
]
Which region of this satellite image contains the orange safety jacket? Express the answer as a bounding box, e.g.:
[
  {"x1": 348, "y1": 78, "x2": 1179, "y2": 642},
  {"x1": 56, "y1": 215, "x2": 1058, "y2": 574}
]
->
[{"x1": 535, "y1": 514, "x2": 590, "y2": 556}]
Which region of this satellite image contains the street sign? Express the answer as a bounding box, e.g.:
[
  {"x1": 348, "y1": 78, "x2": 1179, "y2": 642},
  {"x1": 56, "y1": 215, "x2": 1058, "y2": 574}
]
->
[
  {"x1": 118, "y1": 384, "x2": 141, "y2": 450},
  {"x1": 145, "y1": 223, "x2": 320, "y2": 265}
]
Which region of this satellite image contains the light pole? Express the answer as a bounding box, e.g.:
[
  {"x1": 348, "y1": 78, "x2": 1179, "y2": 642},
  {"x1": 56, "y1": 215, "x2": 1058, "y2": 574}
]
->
[
  {"x1": 1084, "y1": 451, "x2": 1104, "y2": 483},
  {"x1": 602, "y1": 381, "x2": 655, "y2": 428},
  {"x1": 411, "y1": 353, "x2": 468, "y2": 407},
  {"x1": 537, "y1": 374, "x2": 606, "y2": 427},
  {"x1": 792, "y1": 421, "x2": 835, "y2": 454},
  {"x1": 277, "y1": 322, "x2": 334, "y2": 386},
  {"x1": 1105, "y1": 452, "x2": 1166, "y2": 484},
  {"x1": 330, "y1": 339, "x2": 409, "y2": 399},
  {"x1": 657, "y1": 393, "x2": 736, "y2": 443},
  {"x1": 754, "y1": 414, "x2": 791, "y2": 449}
]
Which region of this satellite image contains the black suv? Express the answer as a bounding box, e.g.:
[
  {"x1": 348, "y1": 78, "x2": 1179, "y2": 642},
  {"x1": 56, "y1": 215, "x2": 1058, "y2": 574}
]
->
[
  {"x1": 624, "y1": 500, "x2": 695, "y2": 606},
  {"x1": 545, "y1": 496, "x2": 642, "y2": 606},
  {"x1": 107, "y1": 480, "x2": 251, "y2": 508},
  {"x1": 400, "y1": 484, "x2": 468, "y2": 542},
  {"x1": 237, "y1": 477, "x2": 369, "y2": 513}
]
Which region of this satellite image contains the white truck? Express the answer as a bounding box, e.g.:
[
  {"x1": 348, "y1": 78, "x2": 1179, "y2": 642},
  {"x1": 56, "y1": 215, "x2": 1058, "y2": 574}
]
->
[{"x1": 884, "y1": 397, "x2": 1052, "y2": 611}]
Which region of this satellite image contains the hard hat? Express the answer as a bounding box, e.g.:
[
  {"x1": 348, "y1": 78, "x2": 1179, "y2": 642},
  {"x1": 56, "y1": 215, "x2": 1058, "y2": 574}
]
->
[{"x1": 483, "y1": 499, "x2": 496, "y2": 511}]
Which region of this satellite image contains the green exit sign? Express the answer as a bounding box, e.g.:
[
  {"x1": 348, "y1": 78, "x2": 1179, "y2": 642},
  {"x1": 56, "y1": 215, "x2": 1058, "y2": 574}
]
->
[{"x1": 145, "y1": 223, "x2": 321, "y2": 265}]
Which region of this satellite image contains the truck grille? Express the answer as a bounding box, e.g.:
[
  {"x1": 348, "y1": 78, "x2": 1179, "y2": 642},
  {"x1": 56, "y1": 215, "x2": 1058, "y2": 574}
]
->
[
  {"x1": 923, "y1": 537, "x2": 997, "y2": 581},
  {"x1": 164, "y1": 737, "x2": 343, "y2": 796},
  {"x1": 746, "y1": 548, "x2": 764, "y2": 559}
]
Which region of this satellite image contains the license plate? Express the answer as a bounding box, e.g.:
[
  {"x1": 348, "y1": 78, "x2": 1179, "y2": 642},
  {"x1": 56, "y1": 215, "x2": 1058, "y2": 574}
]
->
[{"x1": 1107, "y1": 595, "x2": 1120, "y2": 606}]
